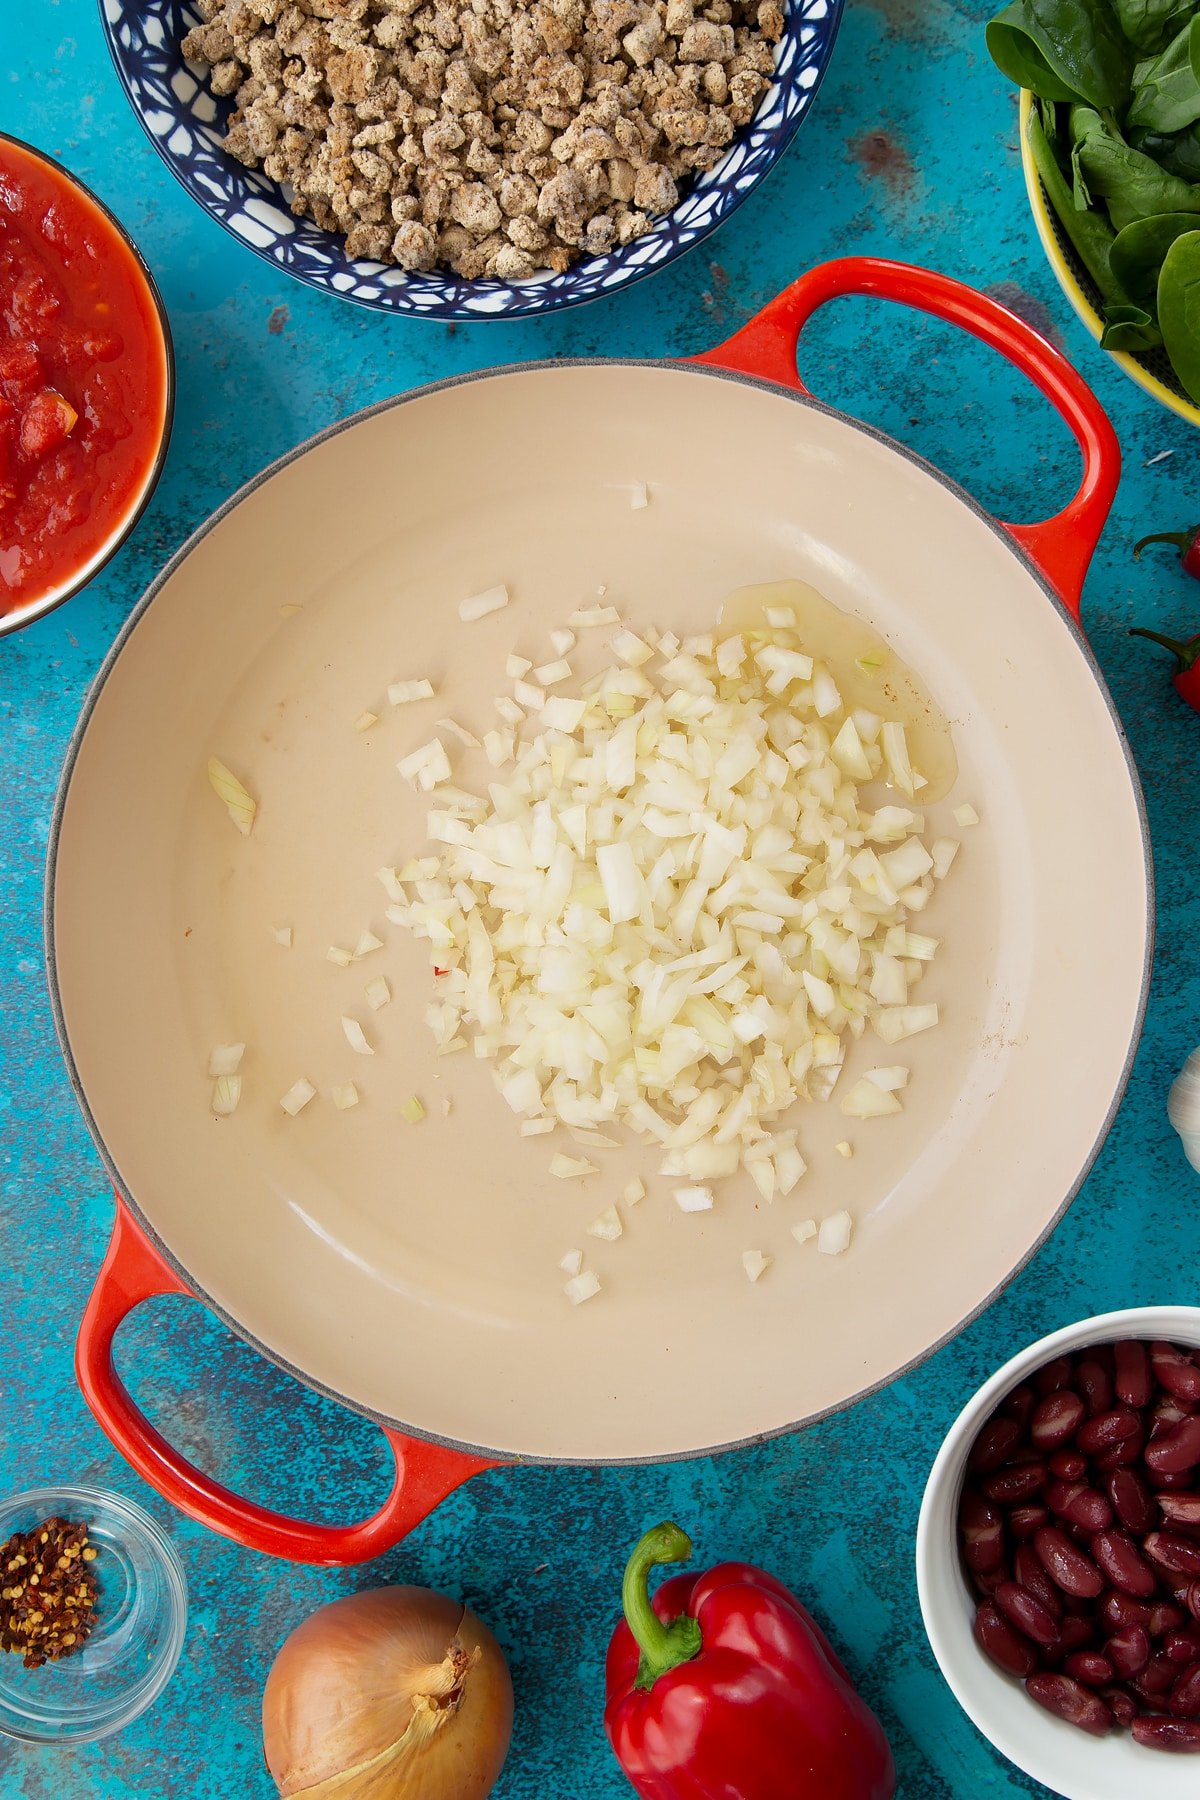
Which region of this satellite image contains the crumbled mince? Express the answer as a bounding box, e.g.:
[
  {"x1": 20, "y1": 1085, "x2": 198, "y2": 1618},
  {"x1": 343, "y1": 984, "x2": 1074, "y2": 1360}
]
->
[
  {"x1": 0, "y1": 1518, "x2": 99, "y2": 1669},
  {"x1": 183, "y1": 0, "x2": 784, "y2": 278}
]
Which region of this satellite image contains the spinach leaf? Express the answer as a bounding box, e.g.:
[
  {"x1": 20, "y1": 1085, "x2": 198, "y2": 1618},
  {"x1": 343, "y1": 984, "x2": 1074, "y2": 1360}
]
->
[
  {"x1": 987, "y1": 0, "x2": 1134, "y2": 108},
  {"x1": 1072, "y1": 102, "x2": 1200, "y2": 226},
  {"x1": 1113, "y1": 0, "x2": 1192, "y2": 52},
  {"x1": 1030, "y1": 105, "x2": 1136, "y2": 306},
  {"x1": 1126, "y1": 16, "x2": 1200, "y2": 131},
  {"x1": 1111, "y1": 209, "x2": 1200, "y2": 289},
  {"x1": 1137, "y1": 120, "x2": 1200, "y2": 176},
  {"x1": 1099, "y1": 299, "x2": 1165, "y2": 345},
  {"x1": 1157, "y1": 227, "x2": 1200, "y2": 394}
]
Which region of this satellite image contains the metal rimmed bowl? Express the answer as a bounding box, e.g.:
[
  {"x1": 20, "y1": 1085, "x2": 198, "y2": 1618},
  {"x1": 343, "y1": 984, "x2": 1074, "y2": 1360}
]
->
[
  {"x1": 98, "y1": 0, "x2": 844, "y2": 320},
  {"x1": 0, "y1": 132, "x2": 174, "y2": 636},
  {"x1": 0, "y1": 1486, "x2": 187, "y2": 1744},
  {"x1": 1019, "y1": 90, "x2": 1200, "y2": 430}
]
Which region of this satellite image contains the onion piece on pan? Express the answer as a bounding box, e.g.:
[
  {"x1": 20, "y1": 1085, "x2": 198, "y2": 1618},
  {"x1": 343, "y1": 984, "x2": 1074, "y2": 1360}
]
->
[
  {"x1": 280, "y1": 1079, "x2": 316, "y2": 1116},
  {"x1": 207, "y1": 757, "x2": 256, "y2": 836}
]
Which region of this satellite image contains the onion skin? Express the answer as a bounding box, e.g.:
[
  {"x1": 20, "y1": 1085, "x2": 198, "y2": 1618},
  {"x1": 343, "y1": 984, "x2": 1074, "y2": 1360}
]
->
[{"x1": 263, "y1": 1586, "x2": 512, "y2": 1800}]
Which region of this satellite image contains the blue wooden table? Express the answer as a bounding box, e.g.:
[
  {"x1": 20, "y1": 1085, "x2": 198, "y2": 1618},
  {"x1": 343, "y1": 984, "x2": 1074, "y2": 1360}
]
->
[{"x1": 2, "y1": 3, "x2": 1198, "y2": 1796}]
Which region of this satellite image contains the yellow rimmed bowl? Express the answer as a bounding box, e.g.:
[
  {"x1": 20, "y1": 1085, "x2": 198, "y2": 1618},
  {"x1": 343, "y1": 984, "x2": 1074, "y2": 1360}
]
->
[{"x1": 1019, "y1": 90, "x2": 1200, "y2": 429}]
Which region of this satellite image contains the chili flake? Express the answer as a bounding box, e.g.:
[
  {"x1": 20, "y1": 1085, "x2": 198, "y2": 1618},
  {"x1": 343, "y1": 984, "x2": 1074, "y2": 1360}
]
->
[{"x1": 0, "y1": 1517, "x2": 99, "y2": 1669}]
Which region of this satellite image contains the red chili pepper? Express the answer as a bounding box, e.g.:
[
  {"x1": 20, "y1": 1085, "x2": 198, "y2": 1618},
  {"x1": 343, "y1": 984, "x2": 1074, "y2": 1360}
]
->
[
  {"x1": 1128, "y1": 626, "x2": 1200, "y2": 713},
  {"x1": 604, "y1": 1522, "x2": 896, "y2": 1800},
  {"x1": 1133, "y1": 524, "x2": 1200, "y2": 580}
]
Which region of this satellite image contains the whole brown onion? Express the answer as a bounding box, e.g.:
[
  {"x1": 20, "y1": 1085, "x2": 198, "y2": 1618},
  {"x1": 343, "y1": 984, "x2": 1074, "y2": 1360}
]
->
[{"x1": 263, "y1": 1586, "x2": 513, "y2": 1799}]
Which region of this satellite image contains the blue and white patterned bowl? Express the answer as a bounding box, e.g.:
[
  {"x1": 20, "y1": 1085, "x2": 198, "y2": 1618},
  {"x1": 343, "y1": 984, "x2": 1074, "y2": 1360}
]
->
[{"x1": 99, "y1": 0, "x2": 844, "y2": 320}]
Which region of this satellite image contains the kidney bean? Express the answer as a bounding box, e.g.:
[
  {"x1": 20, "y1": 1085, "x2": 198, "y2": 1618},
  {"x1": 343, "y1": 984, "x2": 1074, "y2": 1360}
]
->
[
  {"x1": 1055, "y1": 1615, "x2": 1095, "y2": 1656},
  {"x1": 1114, "y1": 1340, "x2": 1153, "y2": 1410},
  {"x1": 1014, "y1": 1545, "x2": 1063, "y2": 1616},
  {"x1": 973, "y1": 1601, "x2": 1037, "y2": 1679},
  {"x1": 1077, "y1": 1358, "x2": 1114, "y2": 1417},
  {"x1": 1001, "y1": 1382, "x2": 1036, "y2": 1430},
  {"x1": 995, "y1": 1581, "x2": 1061, "y2": 1648},
  {"x1": 1102, "y1": 1590, "x2": 1153, "y2": 1632},
  {"x1": 1163, "y1": 1631, "x2": 1200, "y2": 1665},
  {"x1": 982, "y1": 1462, "x2": 1047, "y2": 1505},
  {"x1": 1093, "y1": 1530, "x2": 1159, "y2": 1597},
  {"x1": 1034, "y1": 1526, "x2": 1105, "y2": 1600},
  {"x1": 1061, "y1": 1650, "x2": 1112, "y2": 1687},
  {"x1": 1102, "y1": 1686, "x2": 1137, "y2": 1727},
  {"x1": 1147, "y1": 1415, "x2": 1200, "y2": 1478},
  {"x1": 1036, "y1": 1355, "x2": 1076, "y2": 1397},
  {"x1": 1048, "y1": 1449, "x2": 1087, "y2": 1481},
  {"x1": 1024, "y1": 1671, "x2": 1114, "y2": 1735},
  {"x1": 1030, "y1": 1390, "x2": 1085, "y2": 1452},
  {"x1": 1007, "y1": 1504, "x2": 1050, "y2": 1541},
  {"x1": 1179, "y1": 1581, "x2": 1200, "y2": 1624},
  {"x1": 1136, "y1": 1657, "x2": 1179, "y2": 1702},
  {"x1": 1146, "y1": 1532, "x2": 1200, "y2": 1578},
  {"x1": 1170, "y1": 1662, "x2": 1200, "y2": 1719},
  {"x1": 1106, "y1": 1468, "x2": 1158, "y2": 1534},
  {"x1": 959, "y1": 1489, "x2": 1006, "y2": 1576},
  {"x1": 1095, "y1": 1437, "x2": 1145, "y2": 1470},
  {"x1": 1149, "y1": 1603, "x2": 1187, "y2": 1638},
  {"x1": 1152, "y1": 1343, "x2": 1200, "y2": 1407},
  {"x1": 969, "y1": 1414, "x2": 1022, "y2": 1473},
  {"x1": 1160, "y1": 1495, "x2": 1200, "y2": 1529},
  {"x1": 1077, "y1": 1408, "x2": 1142, "y2": 1455},
  {"x1": 1151, "y1": 1467, "x2": 1196, "y2": 1492},
  {"x1": 971, "y1": 1565, "x2": 1009, "y2": 1597},
  {"x1": 1106, "y1": 1623, "x2": 1151, "y2": 1679},
  {"x1": 1131, "y1": 1715, "x2": 1200, "y2": 1751},
  {"x1": 1048, "y1": 1482, "x2": 1112, "y2": 1533},
  {"x1": 1151, "y1": 1399, "x2": 1192, "y2": 1436}
]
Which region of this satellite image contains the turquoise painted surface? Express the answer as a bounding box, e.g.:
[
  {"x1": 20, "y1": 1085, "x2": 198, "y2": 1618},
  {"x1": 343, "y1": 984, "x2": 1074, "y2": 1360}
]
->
[{"x1": 1, "y1": 2, "x2": 1198, "y2": 1796}]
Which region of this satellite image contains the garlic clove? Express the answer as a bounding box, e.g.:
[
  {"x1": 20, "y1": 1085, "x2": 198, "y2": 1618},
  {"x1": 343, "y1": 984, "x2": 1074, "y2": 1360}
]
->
[{"x1": 1168, "y1": 1047, "x2": 1200, "y2": 1174}]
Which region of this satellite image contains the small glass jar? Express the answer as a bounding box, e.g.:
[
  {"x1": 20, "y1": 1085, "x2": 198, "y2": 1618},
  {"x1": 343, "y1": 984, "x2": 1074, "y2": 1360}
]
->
[{"x1": 0, "y1": 1485, "x2": 187, "y2": 1743}]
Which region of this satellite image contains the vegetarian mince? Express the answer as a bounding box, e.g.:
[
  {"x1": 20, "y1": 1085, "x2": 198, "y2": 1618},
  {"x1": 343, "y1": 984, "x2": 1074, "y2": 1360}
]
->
[{"x1": 183, "y1": 0, "x2": 784, "y2": 278}]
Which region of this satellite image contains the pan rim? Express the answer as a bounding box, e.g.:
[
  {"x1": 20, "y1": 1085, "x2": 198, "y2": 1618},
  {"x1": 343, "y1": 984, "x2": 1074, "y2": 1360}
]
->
[{"x1": 44, "y1": 355, "x2": 1155, "y2": 1467}]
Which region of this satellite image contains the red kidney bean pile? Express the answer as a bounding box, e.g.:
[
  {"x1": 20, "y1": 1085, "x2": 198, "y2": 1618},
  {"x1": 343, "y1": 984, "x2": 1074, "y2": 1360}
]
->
[{"x1": 959, "y1": 1339, "x2": 1200, "y2": 1752}]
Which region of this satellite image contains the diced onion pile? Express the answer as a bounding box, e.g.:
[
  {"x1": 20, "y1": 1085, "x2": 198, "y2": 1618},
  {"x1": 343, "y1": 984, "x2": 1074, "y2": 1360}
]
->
[{"x1": 385, "y1": 609, "x2": 961, "y2": 1205}]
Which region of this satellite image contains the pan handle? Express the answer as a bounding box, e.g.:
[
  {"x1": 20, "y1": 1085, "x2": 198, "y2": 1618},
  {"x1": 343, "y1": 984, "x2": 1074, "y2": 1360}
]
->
[
  {"x1": 76, "y1": 1198, "x2": 497, "y2": 1564},
  {"x1": 691, "y1": 255, "x2": 1120, "y2": 622}
]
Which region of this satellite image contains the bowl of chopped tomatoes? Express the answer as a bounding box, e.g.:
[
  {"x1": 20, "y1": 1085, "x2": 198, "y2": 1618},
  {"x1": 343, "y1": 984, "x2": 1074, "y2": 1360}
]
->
[{"x1": 0, "y1": 133, "x2": 174, "y2": 634}]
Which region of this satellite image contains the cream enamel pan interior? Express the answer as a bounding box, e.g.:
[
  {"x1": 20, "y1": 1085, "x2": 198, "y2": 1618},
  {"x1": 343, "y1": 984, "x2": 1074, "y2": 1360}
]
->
[{"x1": 49, "y1": 356, "x2": 1150, "y2": 1465}]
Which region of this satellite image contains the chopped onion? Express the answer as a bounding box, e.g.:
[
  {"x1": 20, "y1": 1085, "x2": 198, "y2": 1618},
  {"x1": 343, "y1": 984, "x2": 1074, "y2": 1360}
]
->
[
  {"x1": 401, "y1": 1094, "x2": 426, "y2": 1123},
  {"x1": 550, "y1": 629, "x2": 576, "y2": 657},
  {"x1": 588, "y1": 1205, "x2": 623, "y2": 1242},
  {"x1": 212, "y1": 1074, "x2": 241, "y2": 1116},
  {"x1": 535, "y1": 659, "x2": 572, "y2": 686},
  {"x1": 365, "y1": 976, "x2": 391, "y2": 1011},
  {"x1": 953, "y1": 802, "x2": 979, "y2": 827},
  {"x1": 342, "y1": 1017, "x2": 375, "y2": 1056},
  {"x1": 328, "y1": 946, "x2": 353, "y2": 967},
  {"x1": 332, "y1": 1083, "x2": 359, "y2": 1110},
  {"x1": 208, "y1": 1042, "x2": 245, "y2": 1077},
  {"x1": 513, "y1": 679, "x2": 545, "y2": 711},
  {"x1": 459, "y1": 584, "x2": 509, "y2": 623},
  {"x1": 742, "y1": 1249, "x2": 770, "y2": 1283},
  {"x1": 931, "y1": 837, "x2": 960, "y2": 879},
  {"x1": 560, "y1": 1249, "x2": 583, "y2": 1276},
  {"x1": 280, "y1": 1078, "x2": 316, "y2": 1115},
  {"x1": 506, "y1": 654, "x2": 532, "y2": 679},
  {"x1": 550, "y1": 1154, "x2": 598, "y2": 1179},
  {"x1": 272, "y1": 925, "x2": 293, "y2": 948},
  {"x1": 397, "y1": 739, "x2": 452, "y2": 790},
  {"x1": 568, "y1": 606, "x2": 621, "y2": 627},
  {"x1": 354, "y1": 930, "x2": 383, "y2": 958},
  {"x1": 520, "y1": 1118, "x2": 555, "y2": 1136},
  {"x1": 674, "y1": 1185, "x2": 714, "y2": 1213},
  {"x1": 791, "y1": 1219, "x2": 817, "y2": 1245},
  {"x1": 835, "y1": 1140, "x2": 853, "y2": 1159},
  {"x1": 389, "y1": 679, "x2": 435, "y2": 706},
  {"x1": 841, "y1": 1077, "x2": 902, "y2": 1119},
  {"x1": 439, "y1": 717, "x2": 481, "y2": 748},
  {"x1": 623, "y1": 1177, "x2": 645, "y2": 1206},
  {"x1": 630, "y1": 481, "x2": 649, "y2": 510},
  {"x1": 818, "y1": 1210, "x2": 853, "y2": 1255},
  {"x1": 355, "y1": 711, "x2": 378, "y2": 732},
  {"x1": 207, "y1": 757, "x2": 256, "y2": 836},
  {"x1": 564, "y1": 1270, "x2": 601, "y2": 1304}
]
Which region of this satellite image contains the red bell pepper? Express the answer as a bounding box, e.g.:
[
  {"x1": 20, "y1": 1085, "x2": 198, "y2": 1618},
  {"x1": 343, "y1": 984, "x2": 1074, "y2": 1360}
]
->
[
  {"x1": 604, "y1": 1521, "x2": 896, "y2": 1800},
  {"x1": 1134, "y1": 523, "x2": 1200, "y2": 580},
  {"x1": 1128, "y1": 626, "x2": 1200, "y2": 714}
]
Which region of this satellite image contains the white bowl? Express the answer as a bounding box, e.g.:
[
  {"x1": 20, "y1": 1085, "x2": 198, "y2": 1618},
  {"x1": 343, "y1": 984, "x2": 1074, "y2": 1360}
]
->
[{"x1": 916, "y1": 1306, "x2": 1200, "y2": 1800}]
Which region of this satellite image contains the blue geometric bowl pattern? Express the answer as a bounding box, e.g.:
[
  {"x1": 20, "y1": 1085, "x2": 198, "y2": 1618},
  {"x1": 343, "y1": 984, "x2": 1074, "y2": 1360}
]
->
[{"x1": 99, "y1": 0, "x2": 844, "y2": 320}]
